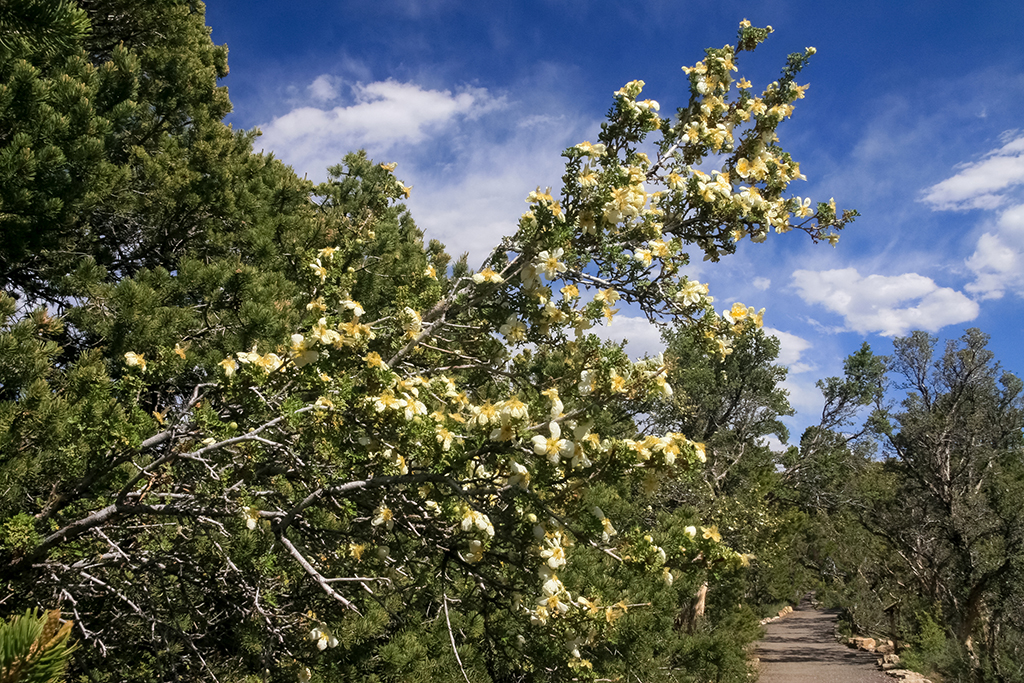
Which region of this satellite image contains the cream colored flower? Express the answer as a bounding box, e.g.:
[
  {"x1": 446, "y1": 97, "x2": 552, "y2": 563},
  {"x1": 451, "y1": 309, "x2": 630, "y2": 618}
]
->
[
  {"x1": 219, "y1": 357, "x2": 238, "y2": 377},
  {"x1": 401, "y1": 307, "x2": 422, "y2": 335},
  {"x1": 461, "y1": 509, "x2": 495, "y2": 537},
  {"x1": 472, "y1": 267, "x2": 503, "y2": 284},
  {"x1": 241, "y1": 506, "x2": 259, "y2": 530},
  {"x1": 309, "y1": 625, "x2": 338, "y2": 650},
  {"x1": 534, "y1": 248, "x2": 567, "y2": 280},
  {"x1": 532, "y1": 421, "x2": 570, "y2": 464},
  {"x1": 372, "y1": 506, "x2": 394, "y2": 530},
  {"x1": 499, "y1": 316, "x2": 527, "y2": 342},
  {"x1": 309, "y1": 259, "x2": 327, "y2": 283},
  {"x1": 575, "y1": 141, "x2": 607, "y2": 157},
  {"x1": 124, "y1": 352, "x2": 147, "y2": 371},
  {"x1": 509, "y1": 461, "x2": 531, "y2": 489}
]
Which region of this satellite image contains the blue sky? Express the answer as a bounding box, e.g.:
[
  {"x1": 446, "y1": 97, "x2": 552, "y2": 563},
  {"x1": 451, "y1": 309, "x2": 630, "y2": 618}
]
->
[{"x1": 205, "y1": 0, "x2": 1024, "y2": 442}]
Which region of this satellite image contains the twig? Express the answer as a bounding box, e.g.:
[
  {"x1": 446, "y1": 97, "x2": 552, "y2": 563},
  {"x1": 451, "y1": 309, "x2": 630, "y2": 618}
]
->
[
  {"x1": 278, "y1": 533, "x2": 360, "y2": 613},
  {"x1": 444, "y1": 591, "x2": 473, "y2": 683}
]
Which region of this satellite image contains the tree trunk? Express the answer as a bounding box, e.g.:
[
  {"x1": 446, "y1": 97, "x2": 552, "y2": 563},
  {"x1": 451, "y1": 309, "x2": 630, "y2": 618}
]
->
[{"x1": 674, "y1": 581, "x2": 708, "y2": 634}]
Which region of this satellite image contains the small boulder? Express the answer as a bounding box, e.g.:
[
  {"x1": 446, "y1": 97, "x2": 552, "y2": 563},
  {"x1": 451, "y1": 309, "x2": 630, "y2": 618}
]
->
[
  {"x1": 878, "y1": 654, "x2": 901, "y2": 670},
  {"x1": 856, "y1": 637, "x2": 877, "y2": 652},
  {"x1": 884, "y1": 670, "x2": 928, "y2": 681}
]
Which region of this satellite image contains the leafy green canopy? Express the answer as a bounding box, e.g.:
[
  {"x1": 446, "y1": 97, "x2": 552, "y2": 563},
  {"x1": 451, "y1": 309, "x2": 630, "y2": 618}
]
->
[{"x1": 1, "y1": 5, "x2": 855, "y2": 681}]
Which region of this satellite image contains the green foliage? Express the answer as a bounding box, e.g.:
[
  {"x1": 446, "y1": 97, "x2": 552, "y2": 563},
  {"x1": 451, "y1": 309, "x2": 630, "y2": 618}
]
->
[
  {"x1": 899, "y1": 610, "x2": 957, "y2": 677},
  {"x1": 0, "y1": 609, "x2": 76, "y2": 683},
  {"x1": 0, "y1": 0, "x2": 90, "y2": 59}
]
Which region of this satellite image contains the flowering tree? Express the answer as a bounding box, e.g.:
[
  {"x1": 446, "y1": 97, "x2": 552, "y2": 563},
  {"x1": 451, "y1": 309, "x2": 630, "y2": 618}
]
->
[{"x1": 1, "y1": 11, "x2": 854, "y2": 681}]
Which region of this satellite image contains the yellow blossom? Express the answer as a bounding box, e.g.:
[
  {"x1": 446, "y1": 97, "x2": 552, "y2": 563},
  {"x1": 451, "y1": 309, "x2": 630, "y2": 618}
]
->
[
  {"x1": 472, "y1": 267, "x2": 503, "y2": 284},
  {"x1": 578, "y1": 169, "x2": 599, "y2": 187},
  {"x1": 435, "y1": 426, "x2": 454, "y2": 451},
  {"x1": 575, "y1": 141, "x2": 607, "y2": 157},
  {"x1": 609, "y1": 371, "x2": 628, "y2": 394},
  {"x1": 605, "y1": 601, "x2": 628, "y2": 623},
  {"x1": 372, "y1": 506, "x2": 394, "y2": 530},
  {"x1": 219, "y1": 357, "x2": 238, "y2": 377},
  {"x1": 472, "y1": 401, "x2": 500, "y2": 426},
  {"x1": 124, "y1": 351, "x2": 147, "y2": 371},
  {"x1": 534, "y1": 248, "x2": 567, "y2": 280},
  {"x1": 499, "y1": 316, "x2": 527, "y2": 342}
]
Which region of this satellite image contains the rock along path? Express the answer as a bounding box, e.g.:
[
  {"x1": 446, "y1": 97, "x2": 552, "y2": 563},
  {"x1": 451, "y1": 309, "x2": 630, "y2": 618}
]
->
[{"x1": 756, "y1": 604, "x2": 891, "y2": 683}]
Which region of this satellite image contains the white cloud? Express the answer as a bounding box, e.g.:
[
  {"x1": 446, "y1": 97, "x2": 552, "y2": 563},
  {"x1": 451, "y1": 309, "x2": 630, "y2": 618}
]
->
[
  {"x1": 922, "y1": 134, "x2": 1024, "y2": 300},
  {"x1": 592, "y1": 315, "x2": 666, "y2": 360},
  {"x1": 402, "y1": 113, "x2": 585, "y2": 265},
  {"x1": 921, "y1": 133, "x2": 1024, "y2": 211},
  {"x1": 253, "y1": 75, "x2": 594, "y2": 265},
  {"x1": 403, "y1": 111, "x2": 590, "y2": 265},
  {"x1": 257, "y1": 79, "x2": 504, "y2": 179},
  {"x1": 307, "y1": 74, "x2": 339, "y2": 102},
  {"x1": 791, "y1": 268, "x2": 979, "y2": 336},
  {"x1": 963, "y1": 204, "x2": 1024, "y2": 299},
  {"x1": 762, "y1": 326, "x2": 813, "y2": 372},
  {"x1": 752, "y1": 277, "x2": 771, "y2": 291}
]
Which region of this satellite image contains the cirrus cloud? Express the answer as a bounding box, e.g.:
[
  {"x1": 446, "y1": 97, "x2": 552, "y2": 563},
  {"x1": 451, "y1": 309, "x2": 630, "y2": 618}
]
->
[
  {"x1": 791, "y1": 268, "x2": 978, "y2": 336},
  {"x1": 921, "y1": 133, "x2": 1024, "y2": 211},
  {"x1": 923, "y1": 133, "x2": 1024, "y2": 299},
  {"x1": 256, "y1": 78, "x2": 504, "y2": 180}
]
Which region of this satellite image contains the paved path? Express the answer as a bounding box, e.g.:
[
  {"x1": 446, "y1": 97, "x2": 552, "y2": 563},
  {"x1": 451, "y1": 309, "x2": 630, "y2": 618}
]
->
[{"x1": 756, "y1": 604, "x2": 891, "y2": 683}]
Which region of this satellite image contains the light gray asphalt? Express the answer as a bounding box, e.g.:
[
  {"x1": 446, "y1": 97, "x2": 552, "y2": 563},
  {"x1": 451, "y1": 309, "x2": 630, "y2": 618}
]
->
[{"x1": 755, "y1": 605, "x2": 892, "y2": 683}]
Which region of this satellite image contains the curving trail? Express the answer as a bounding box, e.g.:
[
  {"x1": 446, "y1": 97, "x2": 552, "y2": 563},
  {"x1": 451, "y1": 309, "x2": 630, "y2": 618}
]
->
[{"x1": 756, "y1": 603, "x2": 891, "y2": 683}]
